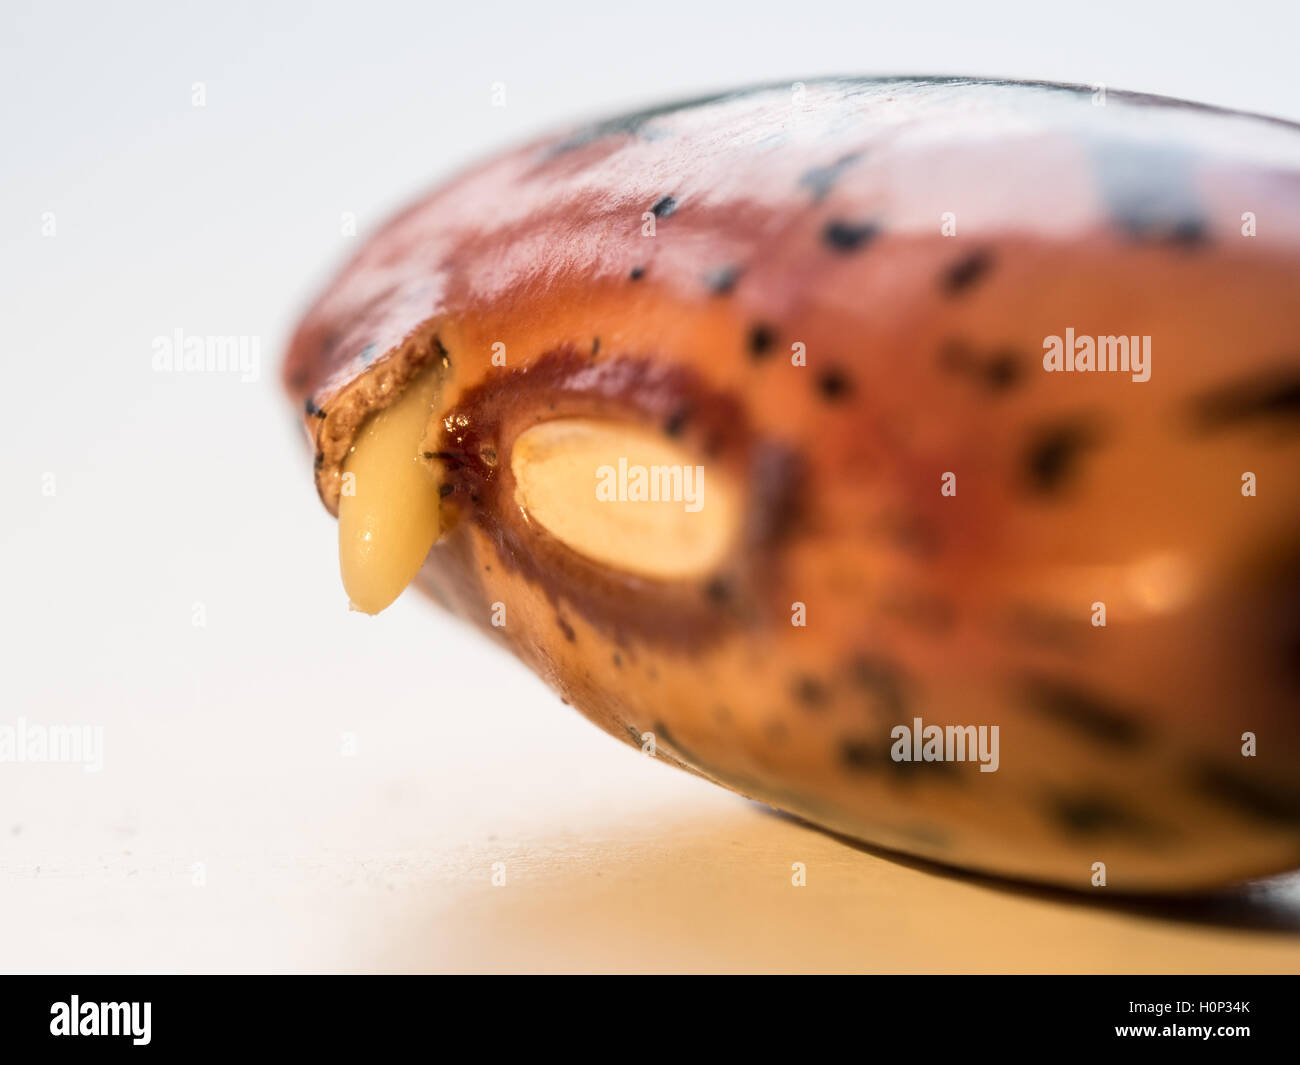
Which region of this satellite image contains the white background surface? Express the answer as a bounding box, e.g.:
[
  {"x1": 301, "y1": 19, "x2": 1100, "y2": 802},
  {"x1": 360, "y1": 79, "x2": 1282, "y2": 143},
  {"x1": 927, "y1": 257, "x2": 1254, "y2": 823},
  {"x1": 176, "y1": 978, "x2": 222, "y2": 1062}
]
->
[{"x1": 2, "y1": 0, "x2": 1299, "y2": 972}]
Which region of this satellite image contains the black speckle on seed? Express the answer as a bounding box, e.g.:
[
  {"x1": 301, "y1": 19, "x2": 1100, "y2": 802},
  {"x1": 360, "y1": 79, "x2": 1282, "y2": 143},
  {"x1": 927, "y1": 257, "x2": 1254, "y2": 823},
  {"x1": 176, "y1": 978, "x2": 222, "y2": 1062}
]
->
[
  {"x1": 703, "y1": 576, "x2": 732, "y2": 605},
  {"x1": 1190, "y1": 366, "x2": 1300, "y2": 432},
  {"x1": 799, "y1": 151, "x2": 863, "y2": 203},
  {"x1": 1114, "y1": 207, "x2": 1207, "y2": 246},
  {"x1": 984, "y1": 350, "x2": 1023, "y2": 392},
  {"x1": 1022, "y1": 675, "x2": 1145, "y2": 748},
  {"x1": 861, "y1": 743, "x2": 962, "y2": 785},
  {"x1": 840, "y1": 738, "x2": 877, "y2": 771},
  {"x1": 591, "y1": 337, "x2": 601, "y2": 356},
  {"x1": 942, "y1": 249, "x2": 994, "y2": 295},
  {"x1": 847, "y1": 655, "x2": 907, "y2": 718},
  {"x1": 822, "y1": 218, "x2": 879, "y2": 252},
  {"x1": 1048, "y1": 792, "x2": 1150, "y2": 837},
  {"x1": 434, "y1": 335, "x2": 450, "y2": 366},
  {"x1": 1168, "y1": 218, "x2": 1207, "y2": 245},
  {"x1": 747, "y1": 443, "x2": 806, "y2": 548},
  {"x1": 1193, "y1": 763, "x2": 1300, "y2": 827},
  {"x1": 305, "y1": 396, "x2": 324, "y2": 418},
  {"x1": 1090, "y1": 139, "x2": 1208, "y2": 247},
  {"x1": 1023, "y1": 420, "x2": 1101, "y2": 496},
  {"x1": 664, "y1": 406, "x2": 689, "y2": 437},
  {"x1": 938, "y1": 339, "x2": 1023, "y2": 394},
  {"x1": 612, "y1": 652, "x2": 623, "y2": 668},
  {"x1": 438, "y1": 482, "x2": 453, "y2": 498},
  {"x1": 793, "y1": 674, "x2": 829, "y2": 710},
  {"x1": 704, "y1": 264, "x2": 742, "y2": 294},
  {"x1": 817, "y1": 367, "x2": 853, "y2": 401},
  {"x1": 748, "y1": 322, "x2": 776, "y2": 360},
  {"x1": 629, "y1": 265, "x2": 646, "y2": 281},
  {"x1": 650, "y1": 195, "x2": 677, "y2": 218},
  {"x1": 557, "y1": 616, "x2": 576, "y2": 642}
]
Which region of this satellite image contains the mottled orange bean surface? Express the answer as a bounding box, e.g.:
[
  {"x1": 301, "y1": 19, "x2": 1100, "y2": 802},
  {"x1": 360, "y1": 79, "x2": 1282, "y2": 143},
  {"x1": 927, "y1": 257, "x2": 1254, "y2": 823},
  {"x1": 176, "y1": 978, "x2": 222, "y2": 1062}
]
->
[{"x1": 284, "y1": 77, "x2": 1300, "y2": 892}]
